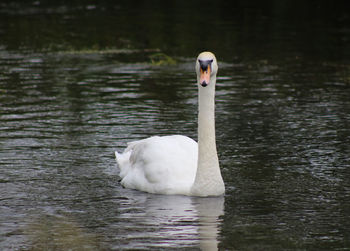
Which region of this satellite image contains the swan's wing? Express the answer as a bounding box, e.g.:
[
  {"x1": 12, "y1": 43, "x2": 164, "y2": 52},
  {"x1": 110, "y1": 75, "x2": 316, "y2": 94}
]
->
[{"x1": 116, "y1": 135, "x2": 198, "y2": 195}]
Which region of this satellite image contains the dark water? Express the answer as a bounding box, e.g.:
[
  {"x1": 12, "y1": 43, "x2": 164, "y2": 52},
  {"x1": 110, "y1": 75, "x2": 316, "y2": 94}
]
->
[{"x1": 1, "y1": 1, "x2": 350, "y2": 250}]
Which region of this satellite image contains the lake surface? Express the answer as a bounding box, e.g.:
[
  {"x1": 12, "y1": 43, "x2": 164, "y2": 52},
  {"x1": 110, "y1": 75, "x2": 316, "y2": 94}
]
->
[{"x1": 1, "y1": 1, "x2": 350, "y2": 250}]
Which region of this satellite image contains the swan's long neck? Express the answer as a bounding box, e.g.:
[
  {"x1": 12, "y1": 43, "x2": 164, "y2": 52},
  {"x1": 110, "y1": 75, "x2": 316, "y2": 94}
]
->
[{"x1": 190, "y1": 76, "x2": 225, "y2": 196}]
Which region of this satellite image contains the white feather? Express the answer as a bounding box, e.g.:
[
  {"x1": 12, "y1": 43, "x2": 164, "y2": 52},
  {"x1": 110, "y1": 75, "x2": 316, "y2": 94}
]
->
[{"x1": 115, "y1": 52, "x2": 225, "y2": 196}]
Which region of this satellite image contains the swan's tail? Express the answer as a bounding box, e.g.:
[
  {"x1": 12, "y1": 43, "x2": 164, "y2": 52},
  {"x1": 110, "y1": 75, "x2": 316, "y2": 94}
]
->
[
  {"x1": 115, "y1": 139, "x2": 147, "y2": 178},
  {"x1": 115, "y1": 150, "x2": 132, "y2": 178},
  {"x1": 115, "y1": 150, "x2": 125, "y2": 168}
]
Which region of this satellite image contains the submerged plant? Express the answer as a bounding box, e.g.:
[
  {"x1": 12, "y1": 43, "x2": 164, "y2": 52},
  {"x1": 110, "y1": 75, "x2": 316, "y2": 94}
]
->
[{"x1": 149, "y1": 52, "x2": 176, "y2": 66}]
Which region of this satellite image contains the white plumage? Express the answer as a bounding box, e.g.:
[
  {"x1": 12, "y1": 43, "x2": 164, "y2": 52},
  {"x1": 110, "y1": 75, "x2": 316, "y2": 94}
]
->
[
  {"x1": 116, "y1": 135, "x2": 197, "y2": 195},
  {"x1": 115, "y1": 52, "x2": 225, "y2": 197}
]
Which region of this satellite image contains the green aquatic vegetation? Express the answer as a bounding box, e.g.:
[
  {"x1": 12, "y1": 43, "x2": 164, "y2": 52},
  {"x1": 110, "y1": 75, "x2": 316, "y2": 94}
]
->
[
  {"x1": 149, "y1": 52, "x2": 177, "y2": 66},
  {"x1": 25, "y1": 215, "x2": 102, "y2": 250},
  {"x1": 58, "y1": 47, "x2": 140, "y2": 55}
]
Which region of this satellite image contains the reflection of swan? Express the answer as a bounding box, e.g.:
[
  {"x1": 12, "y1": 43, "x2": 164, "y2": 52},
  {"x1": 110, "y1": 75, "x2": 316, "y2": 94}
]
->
[
  {"x1": 193, "y1": 197, "x2": 224, "y2": 251},
  {"x1": 115, "y1": 52, "x2": 225, "y2": 196},
  {"x1": 116, "y1": 192, "x2": 224, "y2": 250}
]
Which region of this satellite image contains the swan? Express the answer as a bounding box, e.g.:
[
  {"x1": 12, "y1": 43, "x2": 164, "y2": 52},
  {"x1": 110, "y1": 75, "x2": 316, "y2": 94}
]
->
[{"x1": 115, "y1": 51, "x2": 225, "y2": 197}]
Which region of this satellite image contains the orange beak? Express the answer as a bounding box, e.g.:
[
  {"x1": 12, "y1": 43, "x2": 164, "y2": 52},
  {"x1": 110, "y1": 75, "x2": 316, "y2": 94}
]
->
[{"x1": 199, "y1": 64, "x2": 211, "y2": 87}]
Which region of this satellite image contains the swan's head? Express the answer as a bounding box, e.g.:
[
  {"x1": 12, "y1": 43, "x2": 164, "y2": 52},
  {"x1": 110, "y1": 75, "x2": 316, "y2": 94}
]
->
[{"x1": 196, "y1": 51, "x2": 218, "y2": 87}]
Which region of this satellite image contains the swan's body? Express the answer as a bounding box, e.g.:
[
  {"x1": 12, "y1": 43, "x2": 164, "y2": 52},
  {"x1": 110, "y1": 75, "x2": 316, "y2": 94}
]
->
[{"x1": 115, "y1": 52, "x2": 225, "y2": 197}]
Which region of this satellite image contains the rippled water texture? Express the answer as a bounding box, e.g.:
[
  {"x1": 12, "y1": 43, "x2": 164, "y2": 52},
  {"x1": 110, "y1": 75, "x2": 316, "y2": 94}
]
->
[{"x1": 1, "y1": 1, "x2": 350, "y2": 250}]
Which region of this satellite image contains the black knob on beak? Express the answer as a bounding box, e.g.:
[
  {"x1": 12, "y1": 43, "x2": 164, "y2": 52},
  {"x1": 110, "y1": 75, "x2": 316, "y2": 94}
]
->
[{"x1": 198, "y1": 59, "x2": 213, "y2": 71}]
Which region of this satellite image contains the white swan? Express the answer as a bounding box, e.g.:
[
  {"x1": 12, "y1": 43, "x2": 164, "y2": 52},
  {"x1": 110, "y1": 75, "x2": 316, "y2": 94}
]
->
[{"x1": 115, "y1": 52, "x2": 225, "y2": 197}]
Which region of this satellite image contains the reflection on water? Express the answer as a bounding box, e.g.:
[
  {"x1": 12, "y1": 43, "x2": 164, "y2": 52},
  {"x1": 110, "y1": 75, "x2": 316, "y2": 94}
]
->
[
  {"x1": 1, "y1": 1, "x2": 350, "y2": 250},
  {"x1": 194, "y1": 197, "x2": 225, "y2": 251},
  {"x1": 23, "y1": 194, "x2": 224, "y2": 250},
  {"x1": 113, "y1": 192, "x2": 224, "y2": 250}
]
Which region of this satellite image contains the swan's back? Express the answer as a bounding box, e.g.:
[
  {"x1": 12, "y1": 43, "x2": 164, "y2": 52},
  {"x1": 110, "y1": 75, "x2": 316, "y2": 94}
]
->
[{"x1": 115, "y1": 135, "x2": 198, "y2": 195}]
